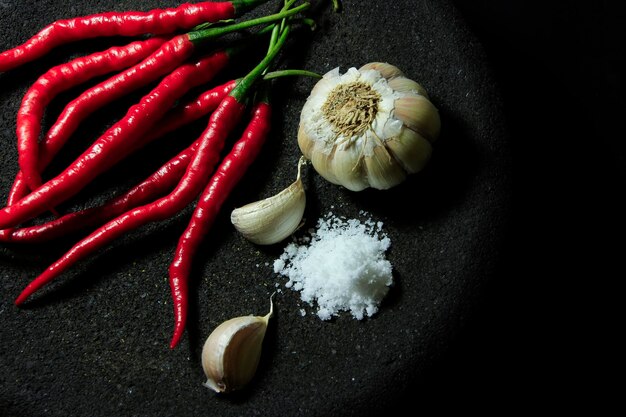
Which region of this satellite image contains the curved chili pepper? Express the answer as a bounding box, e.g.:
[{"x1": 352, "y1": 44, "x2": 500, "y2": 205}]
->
[
  {"x1": 0, "y1": 0, "x2": 270, "y2": 72},
  {"x1": 13, "y1": 2, "x2": 306, "y2": 195},
  {"x1": 0, "y1": 80, "x2": 237, "y2": 243},
  {"x1": 16, "y1": 34, "x2": 198, "y2": 194},
  {"x1": 168, "y1": 96, "x2": 272, "y2": 349},
  {"x1": 0, "y1": 50, "x2": 231, "y2": 230},
  {"x1": 14, "y1": 93, "x2": 248, "y2": 306},
  {"x1": 11, "y1": 36, "x2": 169, "y2": 204},
  {"x1": 165, "y1": 24, "x2": 293, "y2": 348},
  {"x1": 13, "y1": 23, "x2": 292, "y2": 352}
]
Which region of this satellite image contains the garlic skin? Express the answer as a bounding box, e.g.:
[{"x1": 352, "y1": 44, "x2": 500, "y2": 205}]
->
[
  {"x1": 298, "y1": 62, "x2": 440, "y2": 191},
  {"x1": 201, "y1": 296, "x2": 274, "y2": 393},
  {"x1": 230, "y1": 157, "x2": 306, "y2": 245}
]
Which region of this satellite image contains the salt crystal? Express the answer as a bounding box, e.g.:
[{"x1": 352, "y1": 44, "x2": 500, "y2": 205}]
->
[{"x1": 274, "y1": 212, "x2": 393, "y2": 320}]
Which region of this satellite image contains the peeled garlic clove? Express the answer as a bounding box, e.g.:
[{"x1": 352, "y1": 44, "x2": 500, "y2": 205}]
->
[
  {"x1": 394, "y1": 94, "x2": 441, "y2": 143},
  {"x1": 385, "y1": 128, "x2": 433, "y2": 174},
  {"x1": 231, "y1": 157, "x2": 306, "y2": 245},
  {"x1": 202, "y1": 296, "x2": 274, "y2": 393}
]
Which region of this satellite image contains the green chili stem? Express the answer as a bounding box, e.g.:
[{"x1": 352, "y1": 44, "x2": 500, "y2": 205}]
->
[
  {"x1": 262, "y1": 0, "x2": 294, "y2": 74},
  {"x1": 267, "y1": 24, "x2": 281, "y2": 56},
  {"x1": 189, "y1": 2, "x2": 309, "y2": 45},
  {"x1": 230, "y1": 25, "x2": 292, "y2": 101},
  {"x1": 190, "y1": 19, "x2": 234, "y2": 33},
  {"x1": 262, "y1": 69, "x2": 321, "y2": 80},
  {"x1": 269, "y1": 0, "x2": 298, "y2": 53}
]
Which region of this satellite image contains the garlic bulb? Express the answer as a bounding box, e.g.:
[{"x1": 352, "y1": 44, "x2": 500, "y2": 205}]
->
[
  {"x1": 201, "y1": 295, "x2": 274, "y2": 393},
  {"x1": 230, "y1": 157, "x2": 306, "y2": 245},
  {"x1": 298, "y1": 62, "x2": 440, "y2": 191}
]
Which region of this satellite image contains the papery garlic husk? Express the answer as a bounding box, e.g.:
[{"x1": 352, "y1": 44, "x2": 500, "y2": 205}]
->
[
  {"x1": 201, "y1": 296, "x2": 274, "y2": 393},
  {"x1": 230, "y1": 157, "x2": 306, "y2": 245},
  {"x1": 298, "y1": 62, "x2": 441, "y2": 191}
]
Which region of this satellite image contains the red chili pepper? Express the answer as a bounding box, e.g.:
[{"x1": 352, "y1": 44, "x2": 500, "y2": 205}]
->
[
  {"x1": 167, "y1": 25, "x2": 291, "y2": 348},
  {"x1": 17, "y1": 34, "x2": 199, "y2": 194},
  {"x1": 11, "y1": 36, "x2": 168, "y2": 204},
  {"x1": 12, "y1": 22, "x2": 294, "y2": 352},
  {"x1": 12, "y1": 3, "x2": 304, "y2": 195},
  {"x1": 0, "y1": 50, "x2": 231, "y2": 230},
  {"x1": 168, "y1": 95, "x2": 272, "y2": 348},
  {"x1": 0, "y1": 80, "x2": 237, "y2": 243},
  {"x1": 14, "y1": 93, "x2": 248, "y2": 306},
  {"x1": 0, "y1": 0, "x2": 270, "y2": 72}
]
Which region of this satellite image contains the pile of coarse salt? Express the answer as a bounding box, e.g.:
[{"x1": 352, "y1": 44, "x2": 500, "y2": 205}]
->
[{"x1": 273, "y1": 212, "x2": 393, "y2": 320}]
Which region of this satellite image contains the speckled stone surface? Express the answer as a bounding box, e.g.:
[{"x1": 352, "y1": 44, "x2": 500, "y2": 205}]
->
[{"x1": 1, "y1": 1, "x2": 512, "y2": 416}]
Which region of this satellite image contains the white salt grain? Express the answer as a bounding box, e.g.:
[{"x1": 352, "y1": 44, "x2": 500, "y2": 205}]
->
[{"x1": 273, "y1": 212, "x2": 393, "y2": 320}]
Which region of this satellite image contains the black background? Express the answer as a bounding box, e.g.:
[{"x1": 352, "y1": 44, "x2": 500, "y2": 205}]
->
[{"x1": 419, "y1": 0, "x2": 623, "y2": 411}]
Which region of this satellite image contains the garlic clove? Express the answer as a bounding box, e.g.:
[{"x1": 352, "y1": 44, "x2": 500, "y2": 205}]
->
[
  {"x1": 231, "y1": 157, "x2": 306, "y2": 245},
  {"x1": 387, "y1": 76, "x2": 430, "y2": 99},
  {"x1": 394, "y1": 94, "x2": 441, "y2": 143},
  {"x1": 298, "y1": 124, "x2": 339, "y2": 185},
  {"x1": 329, "y1": 139, "x2": 369, "y2": 191},
  {"x1": 308, "y1": 142, "x2": 341, "y2": 186},
  {"x1": 363, "y1": 143, "x2": 407, "y2": 190},
  {"x1": 297, "y1": 123, "x2": 315, "y2": 159},
  {"x1": 385, "y1": 128, "x2": 433, "y2": 174},
  {"x1": 359, "y1": 62, "x2": 404, "y2": 80},
  {"x1": 202, "y1": 296, "x2": 274, "y2": 393}
]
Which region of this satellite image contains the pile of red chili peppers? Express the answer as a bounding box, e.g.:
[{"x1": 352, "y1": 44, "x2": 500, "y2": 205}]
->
[{"x1": 0, "y1": 0, "x2": 325, "y2": 349}]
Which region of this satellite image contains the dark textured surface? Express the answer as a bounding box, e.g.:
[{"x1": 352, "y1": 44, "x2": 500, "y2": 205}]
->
[
  {"x1": 1, "y1": 1, "x2": 498, "y2": 415},
  {"x1": 2, "y1": 0, "x2": 616, "y2": 415}
]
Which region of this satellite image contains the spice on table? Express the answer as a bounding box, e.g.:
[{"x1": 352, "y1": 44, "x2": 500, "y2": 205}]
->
[
  {"x1": 230, "y1": 155, "x2": 306, "y2": 245},
  {"x1": 0, "y1": 0, "x2": 271, "y2": 72},
  {"x1": 201, "y1": 294, "x2": 274, "y2": 393},
  {"x1": 0, "y1": 80, "x2": 237, "y2": 243},
  {"x1": 0, "y1": 51, "x2": 231, "y2": 230},
  {"x1": 10, "y1": 36, "x2": 168, "y2": 205},
  {"x1": 12, "y1": 21, "x2": 302, "y2": 354},
  {"x1": 1, "y1": 0, "x2": 344, "y2": 352},
  {"x1": 13, "y1": 90, "x2": 245, "y2": 306},
  {"x1": 298, "y1": 62, "x2": 441, "y2": 191},
  {"x1": 16, "y1": 34, "x2": 204, "y2": 195},
  {"x1": 168, "y1": 95, "x2": 273, "y2": 348},
  {"x1": 168, "y1": 25, "x2": 292, "y2": 349},
  {"x1": 12, "y1": 4, "x2": 301, "y2": 196},
  {"x1": 273, "y1": 212, "x2": 393, "y2": 320}
]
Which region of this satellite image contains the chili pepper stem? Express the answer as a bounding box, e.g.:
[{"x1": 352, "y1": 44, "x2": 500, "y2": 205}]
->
[
  {"x1": 230, "y1": 24, "x2": 291, "y2": 101},
  {"x1": 263, "y1": 69, "x2": 321, "y2": 80},
  {"x1": 188, "y1": 2, "x2": 308, "y2": 46}
]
